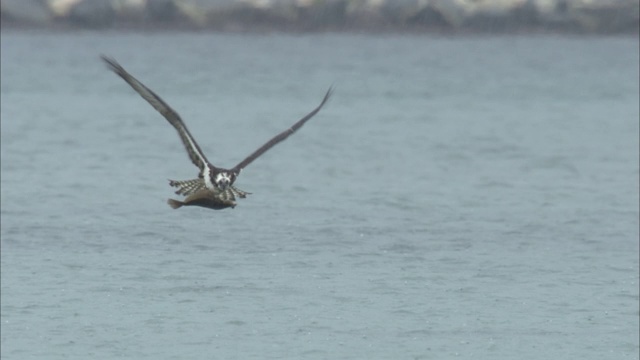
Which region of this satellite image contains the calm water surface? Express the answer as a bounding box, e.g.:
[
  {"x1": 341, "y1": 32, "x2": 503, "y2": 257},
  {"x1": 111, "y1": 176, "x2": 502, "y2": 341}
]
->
[{"x1": 1, "y1": 32, "x2": 638, "y2": 359}]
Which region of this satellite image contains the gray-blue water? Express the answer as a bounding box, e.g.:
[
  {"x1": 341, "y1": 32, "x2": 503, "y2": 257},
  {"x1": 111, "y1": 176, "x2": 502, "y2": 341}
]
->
[{"x1": 1, "y1": 32, "x2": 638, "y2": 359}]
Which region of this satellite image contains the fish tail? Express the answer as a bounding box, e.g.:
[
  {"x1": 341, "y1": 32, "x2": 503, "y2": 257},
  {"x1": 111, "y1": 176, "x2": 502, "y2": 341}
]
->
[{"x1": 167, "y1": 198, "x2": 184, "y2": 209}]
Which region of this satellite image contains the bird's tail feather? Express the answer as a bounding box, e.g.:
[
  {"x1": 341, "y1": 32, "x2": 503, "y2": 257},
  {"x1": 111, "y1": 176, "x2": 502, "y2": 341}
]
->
[
  {"x1": 230, "y1": 185, "x2": 250, "y2": 199},
  {"x1": 169, "y1": 178, "x2": 204, "y2": 196}
]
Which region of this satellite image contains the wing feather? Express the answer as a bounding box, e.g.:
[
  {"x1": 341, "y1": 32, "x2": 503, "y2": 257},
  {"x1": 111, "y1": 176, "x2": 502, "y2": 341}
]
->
[
  {"x1": 231, "y1": 88, "x2": 332, "y2": 174},
  {"x1": 101, "y1": 55, "x2": 212, "y2": 172}
]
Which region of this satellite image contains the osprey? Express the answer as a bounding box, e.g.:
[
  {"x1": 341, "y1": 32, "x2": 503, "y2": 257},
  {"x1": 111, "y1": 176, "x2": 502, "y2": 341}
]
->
[{"x1": 102, "y1": 56, "x2": 332, "y2": 210}]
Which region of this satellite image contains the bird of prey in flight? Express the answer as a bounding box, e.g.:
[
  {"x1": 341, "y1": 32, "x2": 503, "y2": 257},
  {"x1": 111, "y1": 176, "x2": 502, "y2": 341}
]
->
[{"x1": 102, "y1": 56, "x2": 332, "y2": 210}]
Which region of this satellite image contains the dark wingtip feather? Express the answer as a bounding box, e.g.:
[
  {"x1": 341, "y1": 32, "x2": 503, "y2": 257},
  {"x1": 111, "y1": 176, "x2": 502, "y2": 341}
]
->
[
  {"x1": 100, "y1": 55, "x2": 126, "y2": 75},
  {"x1": 322, "y1": 86, "x2": 334, "y2": 105}
]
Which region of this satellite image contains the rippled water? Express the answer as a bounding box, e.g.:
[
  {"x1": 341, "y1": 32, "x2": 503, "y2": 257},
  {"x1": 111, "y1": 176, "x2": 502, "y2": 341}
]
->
[{"x1": 1, "y1": 32, "x2": 638, "y2": 359}]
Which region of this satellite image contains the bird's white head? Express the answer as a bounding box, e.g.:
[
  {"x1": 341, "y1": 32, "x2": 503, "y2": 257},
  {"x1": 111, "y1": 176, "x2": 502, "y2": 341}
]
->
[{"x1": 214, "y1": 172, "x2": 232, "y2": 191}]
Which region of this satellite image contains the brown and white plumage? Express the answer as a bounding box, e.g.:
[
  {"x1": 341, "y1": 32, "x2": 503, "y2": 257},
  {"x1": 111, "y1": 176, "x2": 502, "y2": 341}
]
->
[{"x1": 102, "y1": 55, "x2": 332, "y2": 210}]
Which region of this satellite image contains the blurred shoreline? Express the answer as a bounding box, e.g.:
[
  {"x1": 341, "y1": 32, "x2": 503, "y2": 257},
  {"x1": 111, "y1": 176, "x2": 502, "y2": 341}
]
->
[{"x1": 2, "y1": 0, "x2": 638, "y2": 35}]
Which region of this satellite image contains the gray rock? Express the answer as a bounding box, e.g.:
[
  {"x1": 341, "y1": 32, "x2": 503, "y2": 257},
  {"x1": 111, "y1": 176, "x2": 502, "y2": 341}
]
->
[
  {"x1": 3, "y1": 0, "x2": 638, "y2": 33},
  {"x1": 67, "y1": 0, "x2": 116, "y2": 28},
  {"x1": 1, "y1": 0, "x2": 52, "y2": 25},
  {"x1": 296, "y1": 0, "x2": 348, "y2": 29},
  {"x1": 432, "y1": 0, "x2": 540, "y2": 30},
  {"x1": 146, "y1": 0, "x2": 179, "y2": 22},
  {"x1": 567, "y1": 0, "x2": 639, "y2": 33}
]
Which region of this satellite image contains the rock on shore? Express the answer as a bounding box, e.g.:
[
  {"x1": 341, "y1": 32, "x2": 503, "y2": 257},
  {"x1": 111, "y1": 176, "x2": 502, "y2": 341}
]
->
[{"x1": 1, "y1": 0, "x2": 638, "y2": 33}]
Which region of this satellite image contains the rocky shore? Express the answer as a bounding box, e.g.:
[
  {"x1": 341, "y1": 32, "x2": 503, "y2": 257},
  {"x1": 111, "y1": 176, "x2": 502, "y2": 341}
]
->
[{"x1": 2, "y1": 0, "x2": 638, "y2": 34}]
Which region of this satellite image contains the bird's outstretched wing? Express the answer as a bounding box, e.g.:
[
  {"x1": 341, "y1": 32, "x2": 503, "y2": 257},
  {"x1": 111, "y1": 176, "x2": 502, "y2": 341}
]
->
[
  {"x1": 101, "y1": 55, "x2": 213, "y2": 172},
  {"x1": 231, "y1": 88, "x2": 332, "y2": 174}
]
